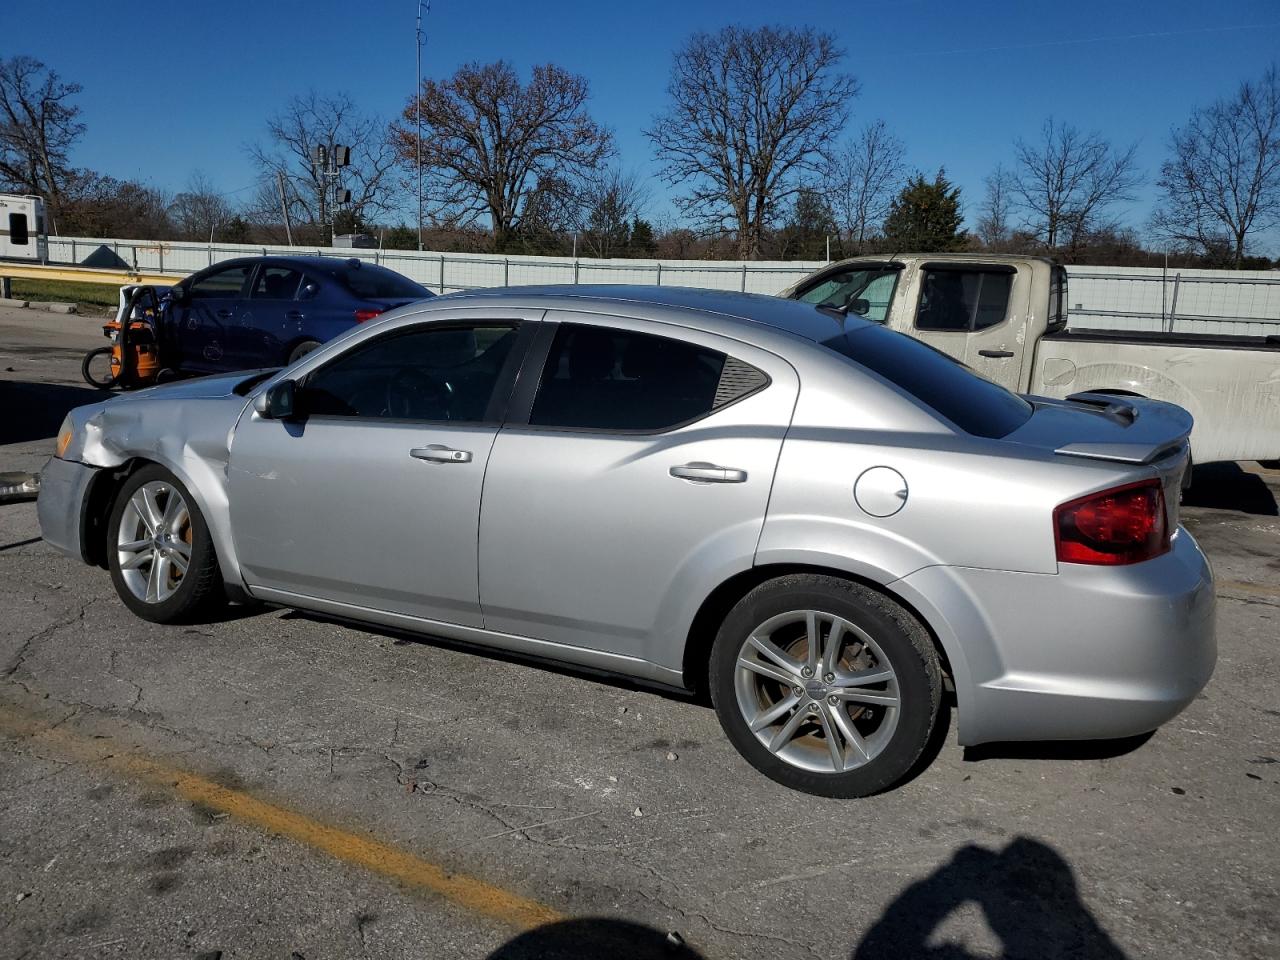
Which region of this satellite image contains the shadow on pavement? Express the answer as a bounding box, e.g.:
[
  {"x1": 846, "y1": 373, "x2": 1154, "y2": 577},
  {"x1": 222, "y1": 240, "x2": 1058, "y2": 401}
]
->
[
  {"x1": 0, "y1": 379, "x2": 105, "y2": 446},
  {"x1": 962, "y1": 730, "x2": 1154, "y2": 763},
  {"x1": 1183, "y1": 461, "x2": 1277, "y2": 516},
  {"x1": 852, "y1": 837, "x2": 1128, "y2": 959},
  {"x1": 486, "y1": 918, "x2": 704, "y2": 959}
]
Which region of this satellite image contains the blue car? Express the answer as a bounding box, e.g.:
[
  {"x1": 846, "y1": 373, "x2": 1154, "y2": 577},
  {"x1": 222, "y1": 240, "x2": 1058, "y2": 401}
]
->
[{"x1": 165, "y1": 256, "x2": 433, "y2": 372}]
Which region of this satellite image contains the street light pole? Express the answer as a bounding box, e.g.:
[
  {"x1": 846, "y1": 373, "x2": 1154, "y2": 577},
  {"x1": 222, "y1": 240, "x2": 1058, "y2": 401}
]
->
[{"x1": 415, "y1": 1, "x2": 428, "y2": 251}]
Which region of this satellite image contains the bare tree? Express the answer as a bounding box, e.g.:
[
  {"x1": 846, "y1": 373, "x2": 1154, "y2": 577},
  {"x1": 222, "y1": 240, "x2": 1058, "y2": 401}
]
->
[
  {"x1": 573, "y1": 167, "x2": 649, "y2": 258},
  {"x1": 1012, "y1": 118, "x2": 1140, "y2": 251},
  {"x1": 824, "y1": 119, "x2": 905, "y2": 253},
  {"x1": 0, "y1": 55, "x2": 85, "y2": 232},
  {"x1": 1151, "y1": 66, "x2": 1280, "y2": 268},
  {"x1": 647, "y1": 25, "x2": 858, "y2": 260},
  {"x1": 247, "y1": 92, "x2": 400, "y2": 240},
  {"x1": 168, "y1": 171, "x2": 234, "y2": 241},
  {"x1": 393, "y1": 61, "x2": 613, "y2": 248},
  {"x1": 977, "y1": 163, "x2": 1015, "y2": 250}
]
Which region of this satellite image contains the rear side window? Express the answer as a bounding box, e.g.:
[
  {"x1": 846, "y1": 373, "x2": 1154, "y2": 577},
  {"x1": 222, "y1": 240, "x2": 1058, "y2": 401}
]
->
[
  {"x1": 822, "y1": 324, "x2": 1032, "y2": 438},
  {"x1": 1048, "y1": 265, "x2": 1068, "y2": 332},
  {"x1": 332, "y1": 263, "x2": 428, "y2": 300},
  {"x1": 916, "y1": 267, "x2": 1013, "y2": 332},
  {"x1": 530, "y1": 324, "x2": 764, "y2": 431},
  {"x1": 8, "y1": 213, "x2": 29, "y2": 245},
  {"x1": 252, "y1": 266, "x2": 302, "y2": 300}
]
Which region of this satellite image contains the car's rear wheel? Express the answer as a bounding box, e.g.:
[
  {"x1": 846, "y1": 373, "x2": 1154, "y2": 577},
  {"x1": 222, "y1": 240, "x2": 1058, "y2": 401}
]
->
[
  {"x1": 709, "y1": 574, "x2": 941, "y2": 797},
  {"x1": 106, "y1": 466, "x2": 222, "y2": 623},
  {"x1": 287, "y1": 340, "x2": 321, "y2": 365}
]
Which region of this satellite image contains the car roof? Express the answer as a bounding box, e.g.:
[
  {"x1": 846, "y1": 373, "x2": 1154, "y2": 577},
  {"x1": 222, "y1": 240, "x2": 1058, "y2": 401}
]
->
[
  {"x1": 437, "y1": 284, "x2": 873, "y2": 345},
  {"x1": 201, "y1": 255, "x2": 400, "y2": 272}
]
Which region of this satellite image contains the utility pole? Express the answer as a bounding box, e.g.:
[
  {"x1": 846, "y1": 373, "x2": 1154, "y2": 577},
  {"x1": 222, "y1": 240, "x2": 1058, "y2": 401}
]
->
[
  {"x1": 277, "y1": 171, "x2": 295, "y2": 246},
  {"x1": 416, "y1": 1, "x2": 430, "y2": 251},
  {"x1": 312, "y1": 144, "x2": 351, "y2": 246}
]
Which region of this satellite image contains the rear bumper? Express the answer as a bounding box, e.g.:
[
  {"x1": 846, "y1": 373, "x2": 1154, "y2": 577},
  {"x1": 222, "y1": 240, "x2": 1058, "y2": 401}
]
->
[
  {"x1": 898, "y1": 529, "x2": 1216, "y2": 745},
  {"x1": 36, "y1": 457, "x2": 100, "y2": 563}
]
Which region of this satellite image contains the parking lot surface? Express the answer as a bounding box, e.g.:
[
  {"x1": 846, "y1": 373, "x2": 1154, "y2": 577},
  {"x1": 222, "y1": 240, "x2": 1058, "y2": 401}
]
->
[{"x1": 1, "y1": 302, "x2": 1277, "y2": 959}]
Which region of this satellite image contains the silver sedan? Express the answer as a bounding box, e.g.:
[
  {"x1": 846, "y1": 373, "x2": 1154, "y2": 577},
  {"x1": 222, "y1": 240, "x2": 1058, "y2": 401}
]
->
[{"x1": 38, "y1": 286, "x2": 1216, "y2": 796}]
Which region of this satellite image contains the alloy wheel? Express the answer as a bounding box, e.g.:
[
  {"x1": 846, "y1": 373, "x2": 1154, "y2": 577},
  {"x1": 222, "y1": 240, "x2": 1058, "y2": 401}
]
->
[
  {"x1": 115, "y1": 480, "x2": 194, "y2": 604},
  {"x1": 733, "y1": 609, "x2": 901, "y2": 774}
]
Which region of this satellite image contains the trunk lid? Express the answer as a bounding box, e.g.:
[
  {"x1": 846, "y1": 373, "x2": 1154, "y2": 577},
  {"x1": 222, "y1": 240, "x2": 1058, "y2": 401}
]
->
[{"x1": 1006, "y1": 392, "x2": 1193, "y2": 528}]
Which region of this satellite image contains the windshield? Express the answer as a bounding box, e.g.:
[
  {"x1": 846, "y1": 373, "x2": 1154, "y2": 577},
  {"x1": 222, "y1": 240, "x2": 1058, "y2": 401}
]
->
[
  {"x1": 330, "y1": 263, "x2": 430, "y2": 300},
  {"x1": 821, "y1": 323, "x2": 1033, "y2": 439},
  {"x1": 796, "y1": 267, "x2": 900, "y2": 323}
]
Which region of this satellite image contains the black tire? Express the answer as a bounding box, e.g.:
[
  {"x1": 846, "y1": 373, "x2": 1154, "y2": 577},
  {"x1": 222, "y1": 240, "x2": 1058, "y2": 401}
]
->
[
  {"x1": 287, "y1": 340, "x2": 321, "y2": 365},
  {"x1": 82, "y1": 346, "x2": 118, "y2": 389},
  {"x1": 106, "y1": 465, "x2": 223, "y2": 624},
  {"x1": 708, "y1": 574, "x2": 941, "y2": 798}
]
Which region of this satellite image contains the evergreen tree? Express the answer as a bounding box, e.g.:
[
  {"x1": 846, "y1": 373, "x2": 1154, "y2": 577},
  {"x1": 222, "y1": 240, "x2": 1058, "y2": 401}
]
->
[
  {"x1": 629, "y1": 217, "x2": 656, "y2": 256},
  {"x1": 883, "y1": 169, "x2": 966, "y2": 250}
]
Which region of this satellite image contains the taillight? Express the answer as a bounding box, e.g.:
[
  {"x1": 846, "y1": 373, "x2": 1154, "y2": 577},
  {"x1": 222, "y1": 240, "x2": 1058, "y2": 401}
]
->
[
  {"x1": 354, "y1": 308, "x2": 383, "y2": 323},
  {"x1": 1054, "y1": 479, "x2": 1169, "y2": 566}
]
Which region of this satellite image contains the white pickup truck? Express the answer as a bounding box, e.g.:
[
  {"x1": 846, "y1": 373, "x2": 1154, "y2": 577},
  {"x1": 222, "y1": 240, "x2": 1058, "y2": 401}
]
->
[{"x1": 781, "y1": 253, "x2": 1280, "y2": 466}]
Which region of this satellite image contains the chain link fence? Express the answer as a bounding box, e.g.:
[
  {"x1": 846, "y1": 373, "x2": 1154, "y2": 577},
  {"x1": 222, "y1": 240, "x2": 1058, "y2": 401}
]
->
[{"x1": 45, "y1": 236, "x2": 1280, "y2": 334}]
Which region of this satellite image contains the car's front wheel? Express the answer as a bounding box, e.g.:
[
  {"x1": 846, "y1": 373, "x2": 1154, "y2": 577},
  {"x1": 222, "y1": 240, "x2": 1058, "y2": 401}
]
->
[
  {"x1": 709, "y1": 575, "x2": 941, "y2": 797},
  {"x1": 106, "y1": 465, "x2": 222, "y2": 623}
]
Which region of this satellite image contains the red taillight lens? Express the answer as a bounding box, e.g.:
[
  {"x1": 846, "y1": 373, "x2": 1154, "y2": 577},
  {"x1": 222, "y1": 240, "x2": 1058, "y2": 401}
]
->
[
  {"x1": 354, "y1": 308, "x2": 383, "y2": 323},
  {"x1": 1054, "y1": 479, "x2": 1169, "y2": 566}
]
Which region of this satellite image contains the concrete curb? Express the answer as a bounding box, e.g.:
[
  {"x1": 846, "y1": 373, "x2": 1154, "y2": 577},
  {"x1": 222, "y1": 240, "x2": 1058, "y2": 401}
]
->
[
  {"x1": 0, "y1": 297, "x2": 30, "y2": 308},
  {"x1": 27, "y1": 301, "x2": 78, "y2": 315}
]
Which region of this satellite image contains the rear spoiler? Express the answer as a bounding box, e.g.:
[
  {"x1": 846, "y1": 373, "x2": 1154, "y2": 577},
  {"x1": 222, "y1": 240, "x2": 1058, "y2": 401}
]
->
[{"x1": 1052, "y1": 392, "x2": 1193, "y2": 465}]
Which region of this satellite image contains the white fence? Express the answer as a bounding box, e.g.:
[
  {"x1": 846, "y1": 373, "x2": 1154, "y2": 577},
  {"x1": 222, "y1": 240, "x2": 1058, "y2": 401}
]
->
[
  {"x1": 45, "y1": 236, "x2": 1280, "y2": 335},
  {"x1": 45, "y1": 235, "x2": 822, "y2": 298}
]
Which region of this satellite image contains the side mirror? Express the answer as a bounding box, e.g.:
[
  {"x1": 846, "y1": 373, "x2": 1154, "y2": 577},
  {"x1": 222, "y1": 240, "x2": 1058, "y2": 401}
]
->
[
  {"x1": 169, "y1": 284, "x2": 189, "y2": 305},
  {"x1": 847, "y1": 296, "x2": 871, "y2": 317},
  {"x1": 300, "y1": 282, "x2": 319, "y2": 301},
  {"x1": 253, "y1": 380, "x2": 298, "y2": 420}
]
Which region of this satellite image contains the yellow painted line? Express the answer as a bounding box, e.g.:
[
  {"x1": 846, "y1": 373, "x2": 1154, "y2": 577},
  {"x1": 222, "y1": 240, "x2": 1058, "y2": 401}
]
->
[
  {"x1": 1219, "y1": 579, "x2": 1280, "y2": 599},
  {"x1": 0, "y1": 262, "x2": 176, "y2": 286},
  {"x1": 0, "y1": 703, "x2": 562, "y2": 930}
]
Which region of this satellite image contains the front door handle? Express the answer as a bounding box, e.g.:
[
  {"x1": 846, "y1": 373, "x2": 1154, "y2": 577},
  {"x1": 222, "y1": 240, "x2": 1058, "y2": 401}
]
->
[
  {"x1": 286, "y1": 310, "x2": 304, "y2": 321},
  {"x1": 410, "y1": 445, "x2": 473, "y2": 464},
  {"x1": 215, "y1": 309, "x2": 234, "y2": 319},
  {"x1": 978, "y1": 349, "x2": 1015, "y2": 358},
  {"x1": 670, "y1": 462, "x2": 747, "y2": 483}
]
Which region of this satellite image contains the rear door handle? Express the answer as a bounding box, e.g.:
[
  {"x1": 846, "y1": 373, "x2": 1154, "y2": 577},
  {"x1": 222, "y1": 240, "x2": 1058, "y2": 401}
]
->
[
  {"x1": 410, "y1": 445, "x2": 473, "y2": 464},
  {"x1": 215, "y1": 309, "x2": 233, "y2": 319},
  {"x1": 978, "y1": 349, "x2": 1015, "y2": 358},
  {"x1": 286, "y1": 310, "x2": 304, "y2": 321},
  {"x1": 669, "y1": 462, "x2": 747, "y2": 483}
]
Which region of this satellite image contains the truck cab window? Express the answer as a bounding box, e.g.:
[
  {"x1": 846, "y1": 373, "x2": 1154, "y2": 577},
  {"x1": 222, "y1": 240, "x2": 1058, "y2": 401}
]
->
[{"x1": 916, "y1": 267, "x2": 1013, "y2": 332}]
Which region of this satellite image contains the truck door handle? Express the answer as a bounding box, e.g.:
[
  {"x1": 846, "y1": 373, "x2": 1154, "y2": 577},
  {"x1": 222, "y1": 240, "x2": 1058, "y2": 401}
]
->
[
  {"x1": 410, "y1": 445, "x2": 473, "y2": 464},
  {"x1": 978, "y1": 349, "x2": 1015, "y2": 358},
  {"x1": 669, "y1": 462, "x2": 748, "y2": 483}
]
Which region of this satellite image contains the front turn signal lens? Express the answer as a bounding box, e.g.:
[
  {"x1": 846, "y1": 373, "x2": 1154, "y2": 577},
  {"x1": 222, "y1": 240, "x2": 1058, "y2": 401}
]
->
[{"x1": 55, "y1": 415, "x2": 74, "y2": 459}]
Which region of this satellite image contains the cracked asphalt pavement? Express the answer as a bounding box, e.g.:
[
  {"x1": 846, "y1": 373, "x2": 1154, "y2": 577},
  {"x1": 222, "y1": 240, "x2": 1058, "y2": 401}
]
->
[{"x1": 1, "y1": 303, "x2": 1277, "y2": 959}]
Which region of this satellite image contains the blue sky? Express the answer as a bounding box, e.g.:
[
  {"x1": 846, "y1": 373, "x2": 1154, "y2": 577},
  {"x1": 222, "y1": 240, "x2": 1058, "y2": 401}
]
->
[{"x1": 6, "y1": 0, "x2": 1280, "y2": 243}]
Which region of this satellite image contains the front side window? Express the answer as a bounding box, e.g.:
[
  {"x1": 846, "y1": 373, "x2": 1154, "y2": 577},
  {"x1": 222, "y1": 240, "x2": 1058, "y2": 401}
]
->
[
  {"x1": 797, "y1": 267, "x2": 899, "y2": 323},
  {"x1": 303, "y1": 323, "x2": 518, "y2": 421},
  {"x1": 8, "y1": 213, "x2": 29, "y2": 245},
  {"x1": 915, "y1": 267, "x2": 1013, "y2": 332},
  {"x1": 530, "y1": 324, "x2": 740, "y2": 431},
  {"x1": 252, "y1": 266, "x2": 302, "y2": 300},
  {"x1": 190, "y1": 264, "x2": 253, "y2": 299}
]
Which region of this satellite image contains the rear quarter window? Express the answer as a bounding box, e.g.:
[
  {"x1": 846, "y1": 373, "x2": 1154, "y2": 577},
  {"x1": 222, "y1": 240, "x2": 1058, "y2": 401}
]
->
[{"x1": 821, "y1": 324, "x2": 1032, "y2": 439}]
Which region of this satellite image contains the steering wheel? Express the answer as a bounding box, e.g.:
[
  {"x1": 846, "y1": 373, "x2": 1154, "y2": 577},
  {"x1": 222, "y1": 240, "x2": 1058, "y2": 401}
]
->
[{"x1": 385, "y1": 368, "x2": 450, "y2": 419}]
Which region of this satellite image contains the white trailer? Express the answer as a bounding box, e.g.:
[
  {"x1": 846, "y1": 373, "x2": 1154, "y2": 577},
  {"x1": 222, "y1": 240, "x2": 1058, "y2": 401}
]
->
[{"x1": 0, "y1": 194, "x2": 48, "y2": 263}]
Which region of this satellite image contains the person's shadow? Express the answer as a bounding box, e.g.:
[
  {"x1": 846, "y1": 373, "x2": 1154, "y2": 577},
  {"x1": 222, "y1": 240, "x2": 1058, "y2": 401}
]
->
[{"x1": 853, "y1": 837, "x2": 1127, "y2": 959}]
